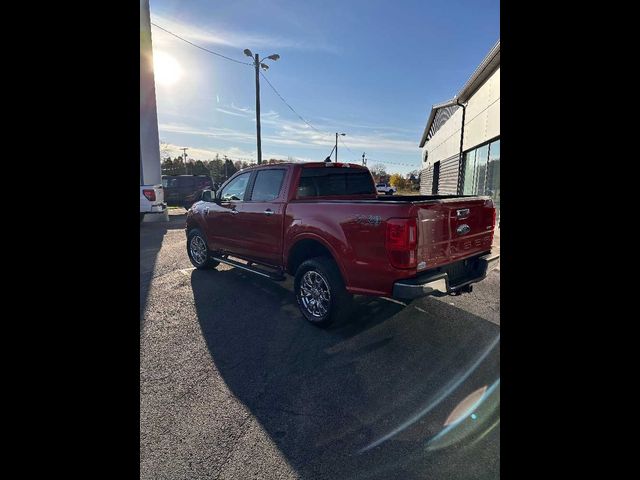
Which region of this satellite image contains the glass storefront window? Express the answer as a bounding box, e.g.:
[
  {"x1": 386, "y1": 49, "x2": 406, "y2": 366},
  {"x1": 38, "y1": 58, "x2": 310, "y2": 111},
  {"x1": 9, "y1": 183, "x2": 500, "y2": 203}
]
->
[
  {"x1": 486, "y1": 139, "x2": 500, "y2": 211},
  {"x1": 462, "y1": 149, "x2": 476, "y2": 195},
  {"x1": 474, "y1": 144, "x2": 489, "y2": 195},
  {"x1": 461, "y1": 138, "x2": 500, "y2": 214}
]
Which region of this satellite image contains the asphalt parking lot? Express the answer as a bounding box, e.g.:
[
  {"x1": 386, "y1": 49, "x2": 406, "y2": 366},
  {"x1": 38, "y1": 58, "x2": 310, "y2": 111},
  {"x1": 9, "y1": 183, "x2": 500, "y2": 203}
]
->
[{"x1": 140, "y1": 210, "x2": 500, "y2": 479}]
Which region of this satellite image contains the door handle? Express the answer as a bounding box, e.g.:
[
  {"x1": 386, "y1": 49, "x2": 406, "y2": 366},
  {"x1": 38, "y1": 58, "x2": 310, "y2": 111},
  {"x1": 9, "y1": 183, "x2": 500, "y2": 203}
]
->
[{"x1": 264, "y1": 209, "x2": 274, "y2": 216}]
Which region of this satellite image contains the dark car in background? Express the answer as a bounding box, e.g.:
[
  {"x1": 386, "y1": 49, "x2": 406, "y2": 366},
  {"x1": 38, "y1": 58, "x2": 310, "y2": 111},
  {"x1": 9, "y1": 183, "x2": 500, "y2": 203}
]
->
[{"x1": 162, "y1": 175, "x2": 216, "y2": 209}]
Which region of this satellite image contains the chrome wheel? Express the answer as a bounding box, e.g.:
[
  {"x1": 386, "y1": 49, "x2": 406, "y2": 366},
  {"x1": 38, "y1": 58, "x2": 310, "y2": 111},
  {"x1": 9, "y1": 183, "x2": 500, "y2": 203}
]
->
[
  {"x1": 189, "y1": 235, "x2": 208, "y2": 265},
  {"x1": 299, "y1": 270, "x2": 331, "y2": 318}
]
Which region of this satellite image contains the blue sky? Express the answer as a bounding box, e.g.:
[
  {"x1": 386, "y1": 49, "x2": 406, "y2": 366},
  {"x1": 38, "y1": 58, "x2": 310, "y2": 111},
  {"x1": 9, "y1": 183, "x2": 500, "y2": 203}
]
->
[{"x1": 149, "y1": 0, "x2": 499, "y2": 175}]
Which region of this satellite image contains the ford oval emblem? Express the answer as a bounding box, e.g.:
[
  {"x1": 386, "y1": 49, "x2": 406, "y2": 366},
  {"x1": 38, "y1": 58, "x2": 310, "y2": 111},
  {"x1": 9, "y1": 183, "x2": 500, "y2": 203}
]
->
[{"x1": 457, "y1": 224, "x2": 471, "y2": 235}]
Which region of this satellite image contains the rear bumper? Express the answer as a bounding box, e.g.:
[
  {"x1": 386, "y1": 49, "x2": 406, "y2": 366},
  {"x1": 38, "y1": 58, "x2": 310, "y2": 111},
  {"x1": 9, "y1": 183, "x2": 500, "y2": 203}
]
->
[
  {"x1": 392, "y1": 252, "x2": 500, "y2": 300},
  {"x1": 148, "y1": 203, "x2": 167, "y2": 214}
]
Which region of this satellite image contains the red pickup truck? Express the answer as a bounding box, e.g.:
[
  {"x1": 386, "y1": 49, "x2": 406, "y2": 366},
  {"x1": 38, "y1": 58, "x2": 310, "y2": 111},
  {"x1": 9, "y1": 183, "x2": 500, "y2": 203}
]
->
[{"x1": 185, "y1": 162, "x2": 499, "y2": 326}]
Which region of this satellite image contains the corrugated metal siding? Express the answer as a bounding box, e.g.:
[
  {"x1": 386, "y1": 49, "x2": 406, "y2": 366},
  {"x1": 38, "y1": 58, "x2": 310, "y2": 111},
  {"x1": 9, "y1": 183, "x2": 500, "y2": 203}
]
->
[
  {"x1": 420, "y1": 166, "x2": 433, "y2": 195},
  {"x1": 424, "y1": 108, "x2": 463, "y2": 167},
  {"x1": 437, "y1": 155, "x2": 460, "y2": 194}
]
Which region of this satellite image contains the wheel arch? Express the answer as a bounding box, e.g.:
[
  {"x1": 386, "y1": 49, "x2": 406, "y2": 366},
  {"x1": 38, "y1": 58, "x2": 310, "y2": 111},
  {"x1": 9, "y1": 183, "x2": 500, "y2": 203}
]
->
[{"x1": 285, "y1": 234, "x2": 349, "y2": 285}]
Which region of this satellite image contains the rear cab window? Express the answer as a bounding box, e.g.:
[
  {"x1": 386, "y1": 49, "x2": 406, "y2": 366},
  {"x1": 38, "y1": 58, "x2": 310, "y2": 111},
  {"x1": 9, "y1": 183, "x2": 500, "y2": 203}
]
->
[
  {"x1": 177, "y1": 177, "x2": 196, "y2": 188},
  {"x1": 195, "y1": 177, "x2": 212, "y2": 189},
  {"x1": 297, "y1": 166, "x2": 375, "y2": 198}
]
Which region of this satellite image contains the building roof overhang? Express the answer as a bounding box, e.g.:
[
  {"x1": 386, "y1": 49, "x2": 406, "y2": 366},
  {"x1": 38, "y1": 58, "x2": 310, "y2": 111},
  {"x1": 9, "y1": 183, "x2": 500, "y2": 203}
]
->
[{"x1": 419, "y1": 40, "x2": 500, "y2": 148}]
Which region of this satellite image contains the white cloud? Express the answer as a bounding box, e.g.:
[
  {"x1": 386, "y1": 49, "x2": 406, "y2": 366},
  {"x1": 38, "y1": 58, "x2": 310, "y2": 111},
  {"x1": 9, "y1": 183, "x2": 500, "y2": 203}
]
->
[
  {"x1": 159, "y1": 141, "x2": 317, "y2": 164},
  {"x1": 215, "y1": 108, "x2": 246, "y2": 118},
  {"x1": 150, "y1": 13, "x2": 337, "y2": 53},
  {"x1": 159, "y1": 111, "x2": 419, "y2": 155}
]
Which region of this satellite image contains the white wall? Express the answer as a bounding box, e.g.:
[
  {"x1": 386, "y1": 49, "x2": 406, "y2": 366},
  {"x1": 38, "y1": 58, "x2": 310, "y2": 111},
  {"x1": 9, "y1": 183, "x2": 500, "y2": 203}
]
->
[
  {"x1": 463, "y1": 67, "x2": 500, "y2": 150},
  {"x1": 140, "y1": 0, "x2": 162, "y2": 186}
]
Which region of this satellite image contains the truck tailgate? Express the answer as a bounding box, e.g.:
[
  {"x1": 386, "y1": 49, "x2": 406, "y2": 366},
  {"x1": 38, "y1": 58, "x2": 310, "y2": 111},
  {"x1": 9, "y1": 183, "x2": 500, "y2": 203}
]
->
[{"x1": 415, "y1": 197, "x2": 495, "y2": 269}]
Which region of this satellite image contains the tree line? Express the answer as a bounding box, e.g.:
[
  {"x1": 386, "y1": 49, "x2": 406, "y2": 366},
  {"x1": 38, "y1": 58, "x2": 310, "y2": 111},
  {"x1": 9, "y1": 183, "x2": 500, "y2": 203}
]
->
[
  {"x1": 161, "y1": 154, "x2": 420, "y2": 192},
  {"x1": 161, "y1": 155, "x2": 287, "y2": 185},
  {"x1": 369, "y1": 164, "x2": 420, "y2": 191}
]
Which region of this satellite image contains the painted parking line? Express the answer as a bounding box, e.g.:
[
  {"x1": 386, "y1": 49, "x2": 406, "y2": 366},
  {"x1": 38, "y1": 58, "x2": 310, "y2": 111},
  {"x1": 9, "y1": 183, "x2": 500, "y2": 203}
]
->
[{"x1": 381, "y1": 297, "x2": 407, "y2": 307}]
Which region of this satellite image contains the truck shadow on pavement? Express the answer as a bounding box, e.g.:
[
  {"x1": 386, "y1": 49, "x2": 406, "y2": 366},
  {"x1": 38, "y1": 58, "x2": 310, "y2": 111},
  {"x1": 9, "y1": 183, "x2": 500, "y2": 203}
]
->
[
  {"x1": 190, "y1": 267, "x2": 500, "y2": 479},
  {"x1": 139, "y1": 213, "x2": 186, "y2": 329}
]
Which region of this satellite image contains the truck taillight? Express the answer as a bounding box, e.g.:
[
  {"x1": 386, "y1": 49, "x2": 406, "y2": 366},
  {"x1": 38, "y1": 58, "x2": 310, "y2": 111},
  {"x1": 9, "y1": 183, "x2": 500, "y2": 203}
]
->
[
  {"x1": 143, "y1": 189, "x2": 156, "y2": 202},
  {"x1": 386, "y1": 218, "x2": 418, "y2": 269}
]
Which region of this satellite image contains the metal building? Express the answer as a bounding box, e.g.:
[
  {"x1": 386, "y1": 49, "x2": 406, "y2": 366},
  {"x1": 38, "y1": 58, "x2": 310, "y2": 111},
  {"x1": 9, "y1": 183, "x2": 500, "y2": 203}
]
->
[{"x1": 419, "y1": 40, "x2": 500, "y2": 215}]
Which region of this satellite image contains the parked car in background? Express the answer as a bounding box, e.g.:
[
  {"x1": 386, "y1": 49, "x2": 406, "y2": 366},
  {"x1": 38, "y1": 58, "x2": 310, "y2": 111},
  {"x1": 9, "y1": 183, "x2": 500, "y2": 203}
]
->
[
  {"x1": 162, "y1": 175, "x2": 214, "y2": 209},
  {"x1": 186, "y1": 162, "x2": 499, "y2": 327},
  {"x1": 376, "y1": 182, "x2": 396, "y2": 195},
  {"x1": 140, "y1": 184, "x2": 166, "y2": 223}
]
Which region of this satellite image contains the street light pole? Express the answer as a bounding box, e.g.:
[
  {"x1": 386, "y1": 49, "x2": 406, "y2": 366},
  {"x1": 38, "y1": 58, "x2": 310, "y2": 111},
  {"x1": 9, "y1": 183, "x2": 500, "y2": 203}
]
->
[
  {"x1": 254, "y1": 53, "x2": 262, "y2": 165},
  {"x1": 335, "y1": 132, "x2": 345, "y2": 162},
  {"x1": 244, "y1": 49, "x2": 280, "y2": 165}
]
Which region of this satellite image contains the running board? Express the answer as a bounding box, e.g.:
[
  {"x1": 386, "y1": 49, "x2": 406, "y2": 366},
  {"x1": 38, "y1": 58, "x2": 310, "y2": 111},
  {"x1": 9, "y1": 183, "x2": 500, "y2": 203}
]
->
[{"x1": 212, "y1": 256, "x2": 286, "y2": 281}]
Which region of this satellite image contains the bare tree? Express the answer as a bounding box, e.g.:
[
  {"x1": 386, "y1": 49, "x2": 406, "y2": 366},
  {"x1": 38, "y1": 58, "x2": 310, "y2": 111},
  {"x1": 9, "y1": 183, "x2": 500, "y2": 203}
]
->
[{"x1": 369, "y1": 164, "x2": 388, "y2": 181}]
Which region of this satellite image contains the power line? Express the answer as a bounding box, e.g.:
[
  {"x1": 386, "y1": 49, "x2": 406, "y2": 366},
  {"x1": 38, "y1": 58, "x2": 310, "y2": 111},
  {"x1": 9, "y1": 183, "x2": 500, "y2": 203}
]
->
[
  {"x1": 259, "y1": 71, "x2": 331, "y2": 138},
  {"x1": 338, "y1": 135, "x2": 354, "y2": 154},
  {"x1": 150, "y1": 23, "x2": 253, "y2": 66},
  {"x1": 367, "y1": 158, "x2": 421, "y2": 169}
]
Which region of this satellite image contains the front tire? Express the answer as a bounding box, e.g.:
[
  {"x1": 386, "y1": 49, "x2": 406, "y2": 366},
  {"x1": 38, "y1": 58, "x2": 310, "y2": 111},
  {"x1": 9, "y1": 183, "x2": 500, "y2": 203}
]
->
[
  {"x1": 294, "y1": 257, "x2": 353, "y2": 327},
  {"x1": 187, "y1": 229, "x2": 220, "y2": 269}
]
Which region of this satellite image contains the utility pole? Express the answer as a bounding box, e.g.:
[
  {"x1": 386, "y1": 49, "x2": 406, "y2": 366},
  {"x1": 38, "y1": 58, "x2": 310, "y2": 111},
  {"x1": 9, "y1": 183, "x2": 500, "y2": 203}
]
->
[
  {"x1": 254, "y1": 53, "x2": 262, "y2": 165},
  {"x1": 181, "y1": 147, "x2": 189, "y2": 174}
]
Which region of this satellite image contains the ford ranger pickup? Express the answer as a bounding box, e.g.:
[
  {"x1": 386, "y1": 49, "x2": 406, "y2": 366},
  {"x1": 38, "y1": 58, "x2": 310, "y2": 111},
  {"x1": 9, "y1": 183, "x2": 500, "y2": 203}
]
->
[{"x1": 185, "y1": 162, "x2": 499, "y2": 326}]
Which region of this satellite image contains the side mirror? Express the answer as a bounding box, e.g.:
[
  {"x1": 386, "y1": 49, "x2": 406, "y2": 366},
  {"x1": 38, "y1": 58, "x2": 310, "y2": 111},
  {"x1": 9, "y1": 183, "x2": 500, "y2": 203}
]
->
[{"x1": 201, "y1": 189, "x2": 216, "y2": 202}]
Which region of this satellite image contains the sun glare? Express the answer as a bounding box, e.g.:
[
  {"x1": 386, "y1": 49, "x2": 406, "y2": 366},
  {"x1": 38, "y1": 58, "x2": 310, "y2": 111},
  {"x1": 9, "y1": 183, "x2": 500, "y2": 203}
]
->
[{"x1": 153, "y1": 51, "x2": 183, "y2": 86}]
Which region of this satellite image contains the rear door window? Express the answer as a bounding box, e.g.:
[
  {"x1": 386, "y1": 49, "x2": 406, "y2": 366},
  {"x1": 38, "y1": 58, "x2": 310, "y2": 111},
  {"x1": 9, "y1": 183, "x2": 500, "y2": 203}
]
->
[{"x1": 251, "y1": 170, "x2": 285, "y2": 201}]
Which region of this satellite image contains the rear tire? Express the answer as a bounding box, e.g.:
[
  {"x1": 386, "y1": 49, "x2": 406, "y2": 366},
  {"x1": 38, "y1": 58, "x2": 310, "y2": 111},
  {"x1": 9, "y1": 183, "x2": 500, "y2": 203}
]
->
[
  {"x1": 187, "y1": 228, "x2": 220, "y2": 269},
  {"x1": 294, "y1": 257, "x2": 353, "y2": 327}
]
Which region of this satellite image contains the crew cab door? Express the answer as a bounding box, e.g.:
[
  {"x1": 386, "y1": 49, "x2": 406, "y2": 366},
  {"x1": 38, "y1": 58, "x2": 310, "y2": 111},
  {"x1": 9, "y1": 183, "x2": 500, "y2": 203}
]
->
[
  {"x1": 204, "y1": 171, "x2": 252, "y2": 253},
  {"x1": 234, "y1": 168, "x2": 287, "y2": 266}
]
